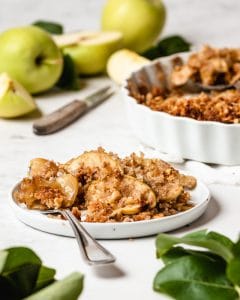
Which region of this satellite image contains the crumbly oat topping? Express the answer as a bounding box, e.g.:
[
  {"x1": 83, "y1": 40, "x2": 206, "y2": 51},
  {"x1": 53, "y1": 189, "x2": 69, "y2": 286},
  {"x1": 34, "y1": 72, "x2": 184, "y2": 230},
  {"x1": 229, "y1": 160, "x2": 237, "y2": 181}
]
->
[
  {"x1": 130, "y1": 86, "x2": 240, "y2": 123},
  {"x1": 15, "y1": 148, "x2": 196, "y2": 223},
  {"x1": 128, "y1": 46, "x2": 240, "y2": 124},
  {"x1": 171, "y1": 45, "x2": 240, "y2": 86}
]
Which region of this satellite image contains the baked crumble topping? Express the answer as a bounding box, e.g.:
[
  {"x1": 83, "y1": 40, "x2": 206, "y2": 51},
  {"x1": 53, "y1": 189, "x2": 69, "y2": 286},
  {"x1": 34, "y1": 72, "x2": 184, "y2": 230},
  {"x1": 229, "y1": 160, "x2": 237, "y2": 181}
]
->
[
  {"x1": 15, "y1": 148, "x2": 196, "y2": 223},
  {"x1": 128, "y1": 46, "x2": 240, "y2": 124},
  {"x1": 171, "y1": 45, "x2": 240, "y2": 86}
]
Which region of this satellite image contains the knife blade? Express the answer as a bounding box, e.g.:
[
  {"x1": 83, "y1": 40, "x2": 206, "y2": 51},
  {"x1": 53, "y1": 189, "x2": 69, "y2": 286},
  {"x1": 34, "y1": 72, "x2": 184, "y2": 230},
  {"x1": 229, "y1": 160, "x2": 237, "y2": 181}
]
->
[{"x1": 33, "y1": 86, "x2": 113, "y2": 135}]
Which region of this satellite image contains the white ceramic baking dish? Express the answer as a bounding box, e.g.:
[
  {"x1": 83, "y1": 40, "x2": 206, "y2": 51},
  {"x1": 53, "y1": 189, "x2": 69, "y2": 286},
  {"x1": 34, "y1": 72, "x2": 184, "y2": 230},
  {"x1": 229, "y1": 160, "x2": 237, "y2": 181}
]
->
[{"x1": 122, "y1": 53, "x2": 240, "y2": 165}]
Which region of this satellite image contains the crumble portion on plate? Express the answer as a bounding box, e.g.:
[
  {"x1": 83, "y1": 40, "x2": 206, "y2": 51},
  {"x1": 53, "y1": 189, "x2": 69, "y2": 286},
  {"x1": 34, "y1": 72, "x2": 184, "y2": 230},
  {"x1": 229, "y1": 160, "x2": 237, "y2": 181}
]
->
[
  {"x1": 14, "y1": 148, "x2": 196, "y2": 223},
  {"x1": 171, "y1": 45, "x2": 240, "y2": 86}
]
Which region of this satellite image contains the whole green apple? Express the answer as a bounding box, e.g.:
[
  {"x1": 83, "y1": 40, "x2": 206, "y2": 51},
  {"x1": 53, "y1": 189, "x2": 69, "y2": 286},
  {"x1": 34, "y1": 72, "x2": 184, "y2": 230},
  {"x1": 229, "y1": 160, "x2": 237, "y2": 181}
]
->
[
  {"x1": 53, "y1": 31, "x2": 122, "y2": 75},
  {"x1": 101, "y1": 0, "x2": 166, "y2": 53},
  {"x1": 0, "y1": 26, "x2": 63, "y2": 94}
]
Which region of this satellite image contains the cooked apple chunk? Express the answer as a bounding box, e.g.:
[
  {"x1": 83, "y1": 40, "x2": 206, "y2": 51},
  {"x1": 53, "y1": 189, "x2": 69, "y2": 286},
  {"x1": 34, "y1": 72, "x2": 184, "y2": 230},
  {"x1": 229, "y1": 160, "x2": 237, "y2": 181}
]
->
[
  {"x1": 29, "y1": 158, "x2": 58, "y2": 179},
  {"x1": 15, "y1": 174, "x2": 78, "y2": 209},
  {"x1": 64, "y1": 148, "x2": 122, "y2": 181},
  {"x1": 85, "y1": 175, "x2": 156, "y2": 219}
]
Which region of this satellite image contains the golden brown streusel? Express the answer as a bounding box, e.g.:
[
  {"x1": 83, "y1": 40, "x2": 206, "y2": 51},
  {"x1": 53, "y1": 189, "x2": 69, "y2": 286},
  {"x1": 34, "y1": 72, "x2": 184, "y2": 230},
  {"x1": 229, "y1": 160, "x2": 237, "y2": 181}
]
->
[{"x1": 15, "y1": 148, "x2": 196, "y2": 223}]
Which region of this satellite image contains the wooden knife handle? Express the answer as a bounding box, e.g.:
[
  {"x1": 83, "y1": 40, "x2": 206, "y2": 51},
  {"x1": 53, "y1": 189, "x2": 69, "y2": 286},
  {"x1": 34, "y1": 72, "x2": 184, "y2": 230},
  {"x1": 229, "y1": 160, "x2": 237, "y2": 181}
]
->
[{"x1": 33, "y1": 100, "x2": 88, "y2": 135}]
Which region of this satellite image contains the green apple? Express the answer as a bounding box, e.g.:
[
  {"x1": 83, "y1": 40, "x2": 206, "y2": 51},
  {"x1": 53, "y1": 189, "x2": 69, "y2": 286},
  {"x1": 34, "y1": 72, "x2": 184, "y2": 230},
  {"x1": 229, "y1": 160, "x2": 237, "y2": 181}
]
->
[
  {"x1": 0, "y1": 26, "x2": 63, "y2": 94},
  {"x1": 0, "y1": 73, "x2": 37, "y2": 118},
  {"x1": 53, "y1": 31, "x2": 122, "y2": 75},
  {"x1": 101, "y1": 0, "x2": 166, "y2": 53}
]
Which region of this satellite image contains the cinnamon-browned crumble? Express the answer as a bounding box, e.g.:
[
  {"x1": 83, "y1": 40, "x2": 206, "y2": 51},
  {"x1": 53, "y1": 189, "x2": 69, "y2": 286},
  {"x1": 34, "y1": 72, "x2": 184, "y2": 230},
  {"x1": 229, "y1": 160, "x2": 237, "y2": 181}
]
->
[
  {"x1": 15, "y1": 148, "x2": 196, "y2": 223},
  {"x1": 128, "y1": 46, "x2": 240, "y2": 124}
]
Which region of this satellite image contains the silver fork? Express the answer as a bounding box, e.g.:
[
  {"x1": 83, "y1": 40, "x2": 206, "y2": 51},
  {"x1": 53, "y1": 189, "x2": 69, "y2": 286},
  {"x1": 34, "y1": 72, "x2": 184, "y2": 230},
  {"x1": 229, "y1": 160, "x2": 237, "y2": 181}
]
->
[{"x1": 12, "y1": 186, "x2": 116, "y2": 265}]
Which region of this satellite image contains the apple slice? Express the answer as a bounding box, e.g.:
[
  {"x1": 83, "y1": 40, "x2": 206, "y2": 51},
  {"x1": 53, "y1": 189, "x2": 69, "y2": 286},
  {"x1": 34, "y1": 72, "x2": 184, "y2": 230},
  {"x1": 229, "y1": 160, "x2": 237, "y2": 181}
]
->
[
  {"x1": 107, "y1": 49, "x2": 150, "y2": 84},
  {"x1": 53, "y1": 31, "x2": 123, "y2": 75},
  {"x1": 0, "y1": 73, "x2": 37, "y2": 118}
]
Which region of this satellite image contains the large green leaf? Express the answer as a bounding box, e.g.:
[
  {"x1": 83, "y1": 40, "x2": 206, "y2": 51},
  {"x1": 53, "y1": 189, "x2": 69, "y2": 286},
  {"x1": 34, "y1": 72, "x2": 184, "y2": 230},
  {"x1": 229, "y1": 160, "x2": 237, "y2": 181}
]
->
[
  {"x1": 154, "y1": 255, "x2": 238, "y2": 300},
  {"x1": 1, "y1": 247, "x2": 42, "y2": 298},
  {"x1": 3, "y1": 247, "x2": 42, "y2": 271},
  {"x1": 0, "y1": 275, "x2": 20, "y2": 300},
  {"x1": 156, "y1": 230, "x2": 234, "y2": 262},
  {"x1": 25, "y1": 272, "x2": 83, "y2": 300},
  {"x1": 6, "y1": 264, "x2": 40, "y2": 298},
  {"x1": 0, "y1": 250, "x2": 8, "y2": 273},
  {"x1": 227, "y1": 237, "x2": 240, "y2": 286},
  {"x1": 35, "y1": 265, "x2": 56, "y2": 291},
  {"x1": 162, "y1": 246, "x2": 225, "y2": 265}
]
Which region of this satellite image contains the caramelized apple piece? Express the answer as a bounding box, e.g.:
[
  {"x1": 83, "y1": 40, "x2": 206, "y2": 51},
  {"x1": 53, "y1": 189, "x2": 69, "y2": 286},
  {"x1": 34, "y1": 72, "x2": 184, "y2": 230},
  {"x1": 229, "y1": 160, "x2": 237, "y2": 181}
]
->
[
  {"x1": 15, "y1": 174, "x2": 78, "y2": 209},
  {"x1": 64, "y1": 148, "x2": 122, "y2": 181},
  {"x1": 29, "y1": 158, "x2": 58, "y2": 179}
]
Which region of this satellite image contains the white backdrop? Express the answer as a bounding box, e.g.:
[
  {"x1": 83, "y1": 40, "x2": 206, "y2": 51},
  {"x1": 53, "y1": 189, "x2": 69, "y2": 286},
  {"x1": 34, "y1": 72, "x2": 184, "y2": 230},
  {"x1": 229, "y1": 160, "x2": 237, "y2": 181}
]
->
[{"x1": 1, "y1": 0, "x2": 240, "y2": 48}]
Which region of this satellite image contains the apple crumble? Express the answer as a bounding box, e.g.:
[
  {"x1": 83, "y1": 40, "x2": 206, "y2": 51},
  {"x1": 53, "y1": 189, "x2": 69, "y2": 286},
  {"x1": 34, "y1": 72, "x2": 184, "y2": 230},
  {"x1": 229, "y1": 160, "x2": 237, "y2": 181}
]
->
[
  {"x1": 128, "y1": 45, "x2": 240, "y2": 124},
  {"x1": 171, "y1": 45, "x2": 240, "y2": 87},
  {"x1": 14, "y1": 148, "x2": 196, "y2": 222}
]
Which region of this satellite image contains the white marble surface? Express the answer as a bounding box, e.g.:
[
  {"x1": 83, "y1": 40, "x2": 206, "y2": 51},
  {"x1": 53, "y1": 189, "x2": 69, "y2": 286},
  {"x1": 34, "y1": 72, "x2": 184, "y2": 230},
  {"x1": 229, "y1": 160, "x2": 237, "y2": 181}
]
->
[{"x1": 1, "y1": 1, "x2": 240, "y2": 299}]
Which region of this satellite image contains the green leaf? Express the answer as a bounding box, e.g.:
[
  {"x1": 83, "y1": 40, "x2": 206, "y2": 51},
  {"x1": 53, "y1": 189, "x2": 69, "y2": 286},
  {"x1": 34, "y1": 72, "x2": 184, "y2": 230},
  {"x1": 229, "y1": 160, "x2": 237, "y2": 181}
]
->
[
  {"x1": 0, "y1": 250, "x2": 8, "y2": 273},
  {"x1": 35, "y1": 265, "x2": 56, "y2": 291},
  {"x1": 25, "y1": 272, "x2": 84, "y2": 300},
  {"x1": 5, "y1": 264, "x2": 41, "y2": 298},
  {"x1": 56, "y1": 54, "x2": 80, "y2": 90},
  {"x1": 32, "y1": 20, "x2": 63, "y2": 35},
  {"x1": 162, "y1": 246, "x2": 224, "y2": 265},
  {"x1": 143, "y1": 35, "x2": 191, "y2": 60},
  {"x1": 1, "y1": 247, "x2": 42, "y2": 298},
  {"x1": 227, "y1": 237, "x2": 240, "y2": 286},
  {"x1": 0, "y1": 275, "x2": 20, "y2": 300},
  {"x1": 156, "y1": 230, "x2": 234, "y2": 262},
  {"x1": 154, "y1": 255, "x2": 238, "y2": 300},
  {"x1": 3, "y1": 247, "x2": 42, "y2": 271}
]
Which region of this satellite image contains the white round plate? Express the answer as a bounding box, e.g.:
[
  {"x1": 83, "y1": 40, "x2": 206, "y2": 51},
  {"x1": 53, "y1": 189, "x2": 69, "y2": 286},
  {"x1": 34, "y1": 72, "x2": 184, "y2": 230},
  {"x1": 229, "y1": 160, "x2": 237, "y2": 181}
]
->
[{"x1": 10, "y1": 181, "x2": 210, "y2": 239}]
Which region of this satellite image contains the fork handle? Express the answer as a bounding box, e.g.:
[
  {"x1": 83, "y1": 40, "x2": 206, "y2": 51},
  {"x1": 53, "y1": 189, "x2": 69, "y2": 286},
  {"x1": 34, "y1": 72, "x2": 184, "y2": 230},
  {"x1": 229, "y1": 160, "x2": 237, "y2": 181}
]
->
[
  {"x1": 33, "y1": 100, "x2": 87, "y2": 135},
  {"x1": 61, "y1": 210, "x2": 116, "y2": 265}
]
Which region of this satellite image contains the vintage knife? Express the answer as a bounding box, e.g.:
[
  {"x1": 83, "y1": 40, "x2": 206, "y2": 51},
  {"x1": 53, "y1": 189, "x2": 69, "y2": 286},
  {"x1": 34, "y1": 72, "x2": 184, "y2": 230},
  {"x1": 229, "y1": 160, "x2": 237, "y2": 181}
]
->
[{"x1": 33, "y1": 86, "x2": 112, "y2": 135}]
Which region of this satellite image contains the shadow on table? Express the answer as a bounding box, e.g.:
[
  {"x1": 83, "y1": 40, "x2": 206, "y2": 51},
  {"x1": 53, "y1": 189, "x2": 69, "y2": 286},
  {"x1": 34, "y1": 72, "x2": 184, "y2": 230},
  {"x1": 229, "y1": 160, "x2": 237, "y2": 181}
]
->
[
  {"x1": 92, "y1": 263, "x2": 126, "y2": 279},
  {"x1": 171, "y1": 196, "x2": 220, "y2": 234}
]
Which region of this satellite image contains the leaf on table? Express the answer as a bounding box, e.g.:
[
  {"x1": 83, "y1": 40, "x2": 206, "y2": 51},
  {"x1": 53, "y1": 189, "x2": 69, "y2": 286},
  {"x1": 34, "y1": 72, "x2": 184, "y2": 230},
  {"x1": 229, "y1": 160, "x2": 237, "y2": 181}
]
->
[
  {"x1": 25, "y1": 272, "x2": 84, "y2": 300},
  {"x1": 156, "y1": 230, "x2": 234, "y2": 262},
  {"x1": 56, "y1": 54, "x2": 80, "y2": 90},
  {"x1": 3, "y1": 247, "x2": 42, "y2": 271},
  {"x1": 226, "y1": 237, "x2": 240, "y2": 286},
  {"x1": 1, "y1": 247, "x2": 42, "y2": 298},
  {"x1": 153, "y1": 255, "x2": 238, "y2": 300},
  {"x1": 32, "y1": 20, "x2": 63, "y2": 35},
  {"x1": 5, "y1": 264, "x2": 41, "y2": 298},
  {"x1": 0, "y1": 275, "x2": 20, "y2": 300},
  {"x1": 35, "y1": 265, "x2": 56, "y2": 291},
  {"x1": 143, "y1": 35, "x2": 191, "y2": 60},
  {"x1": 0, "y1": 250, "x2": 8, "y2": 273},
  {"x1": 162, "y1": 246, "x2": 224, "y2": 265}
]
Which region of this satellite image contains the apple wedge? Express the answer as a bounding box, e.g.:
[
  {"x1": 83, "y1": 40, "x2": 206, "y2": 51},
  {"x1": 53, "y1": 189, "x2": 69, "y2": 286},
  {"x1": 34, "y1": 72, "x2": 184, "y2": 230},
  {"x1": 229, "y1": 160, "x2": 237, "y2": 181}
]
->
[
  {"x1": 107, "y1": 49, "x2": 150, "y2": 84},
  {"x1": 0, "y1": 73, "x2": 36, "y2": 118},
  {"x1": 53, "y1": 31, "x2": 122, "y2": 75}
]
